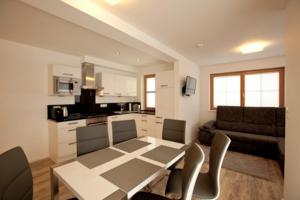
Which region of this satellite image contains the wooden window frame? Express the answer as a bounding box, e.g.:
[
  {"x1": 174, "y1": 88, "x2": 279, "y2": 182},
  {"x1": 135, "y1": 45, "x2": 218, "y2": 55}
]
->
[
  {"x1": 210, "y1": 67, "x2": 285, "y2": 110},
  {"x1": 144, "y1": 74, "x2": 156, "y2": 111}
]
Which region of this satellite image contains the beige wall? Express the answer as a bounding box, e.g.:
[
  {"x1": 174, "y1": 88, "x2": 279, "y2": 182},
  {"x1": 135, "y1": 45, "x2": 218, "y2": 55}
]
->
[
  {"x1": 0, "y1": 39, "x2": 80, "y2": 162},
  {"x1": 174, "y1": 59, "x2": 200, "y2": 143},
  {"x1": 198, "y1": 56, "x2": 286, "y2": 125},
  {"x1": 284, "y1": 1, "x2": 300, "y2": 199}
]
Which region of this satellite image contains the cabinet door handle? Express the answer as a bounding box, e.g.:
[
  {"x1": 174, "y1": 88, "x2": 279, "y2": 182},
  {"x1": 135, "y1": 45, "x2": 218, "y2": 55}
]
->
[
  {"x1": 142, "y1": 129, "x2": 147, "y2": 131},
  {"x1": 141, "y1": 120, "x2": 147, "y2": 122},
  {"x1": 62, "y1": 73, "x2": 73, "y2": 76},
  {"x1": 104, "y1": 92, "x2": 110, "y2": 95},
  {"x1": 68, "y1": 129, "x2": 76, "y2": 132},
  {"x1": 68, "y1": 122, "x2": 78, "y2": 125},
  {"x1": 156, "y1": 116, "x2": 163, "y2": 119},
  {"x1": 68, "y1": 142, "x2": 76, "y2": 145},
  {"x1": 160, "y1": 84, "x2": 168, "y2": 87},
  {"x1": 156, "y1": 122, "x2": 163, "y2": 124}
]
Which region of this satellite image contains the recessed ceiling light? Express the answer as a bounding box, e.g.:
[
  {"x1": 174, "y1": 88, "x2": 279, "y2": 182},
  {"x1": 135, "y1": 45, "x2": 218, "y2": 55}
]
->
[
  {"x1": 238, "y1": 41, "x2": 269, "y2": 54},
  {"x1": 115, "y1": 51, "x2": 120, "y2": 55},
  {"x1": 136, "y1": 58, "x2": 141, "y2": 62},
  {"x1": 196, "y1": 43, "x2": 204, "y2": 48},
  {"x1": 105, "y1": 0, "x2": 121, "y2": 6}
]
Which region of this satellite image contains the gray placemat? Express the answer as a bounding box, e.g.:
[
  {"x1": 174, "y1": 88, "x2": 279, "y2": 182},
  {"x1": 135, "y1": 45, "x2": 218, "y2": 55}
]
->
[
  {"x1": 113, "y1": 139, "x2": 151, "y2": 153},
  {"x1": 141, "y1": 145, "x2": 184, "y2": 164},
  {"x1": 101, "y1": 158, "x2": 161, "y2": 192},
  {"x1": 77, "y1": 148, "x2": 124, "y2": 169}
]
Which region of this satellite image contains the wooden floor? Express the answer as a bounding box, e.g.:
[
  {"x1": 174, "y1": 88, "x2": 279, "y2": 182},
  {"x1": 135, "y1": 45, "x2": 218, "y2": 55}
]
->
[{"x1": 30, "y1": 155, "x2": 283, "y2": 200}]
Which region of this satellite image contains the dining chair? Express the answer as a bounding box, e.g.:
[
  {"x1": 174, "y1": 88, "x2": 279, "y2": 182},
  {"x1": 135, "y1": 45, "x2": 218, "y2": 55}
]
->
[
  {"x1": 165, "y1": 133, "x2": 231, "y2": 200},
  {"x1": 76, "y1": 124, "x2": 109, "y2": 156},
  {"x1": 112, "y1": 119, "x2": 137, "y2": 145},
  {"x1": 162, "y1": 119, "x2": 186, "y2": 144},
  {"x1": 0, "y1": 147, "x2": 33, "y2": 200},
  {"x1": 131, "y1": 143, "x2": 204, "y2": 200}
]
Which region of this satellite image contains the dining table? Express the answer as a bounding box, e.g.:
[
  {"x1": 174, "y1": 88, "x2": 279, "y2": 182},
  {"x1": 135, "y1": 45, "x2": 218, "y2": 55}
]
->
[{"x1": 50, "y1": 136, "x2": 187, "y2": 200}]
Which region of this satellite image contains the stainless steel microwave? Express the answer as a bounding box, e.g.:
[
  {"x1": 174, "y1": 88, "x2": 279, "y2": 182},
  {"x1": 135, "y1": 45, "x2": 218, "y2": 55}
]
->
[{"x1": 54, "y1": 76, "x2": 81, "y2": 95}]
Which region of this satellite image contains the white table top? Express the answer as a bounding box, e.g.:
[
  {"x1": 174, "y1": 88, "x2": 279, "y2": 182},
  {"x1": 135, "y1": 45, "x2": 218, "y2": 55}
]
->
[{"x1": 53, "y1": 137, "x2": 185, "y2": 200}]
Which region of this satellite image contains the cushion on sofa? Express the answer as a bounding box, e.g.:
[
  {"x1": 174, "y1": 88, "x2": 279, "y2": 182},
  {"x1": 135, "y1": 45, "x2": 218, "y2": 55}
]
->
[
  {"x1": 277, "y1": 137, "x2": 285, "y2": 155},
  {"x1": 212, "y1": 129, "x2": 278, "y2": 144},
  {"x1": 243, "y1": 107, "x2": 276, "y2": 136},
  {"x1": 276, "y1": 108, "x2": 286, "y2": 137},
  {"x1": 217, "y1": 106, "x2": 243, "y2": 122},
  {"x1": 244, "y1": 107, "x2": 276, "y2": 125},
  {"x1": 216, "y1": 106, "x2": 244, "y2": 131}
]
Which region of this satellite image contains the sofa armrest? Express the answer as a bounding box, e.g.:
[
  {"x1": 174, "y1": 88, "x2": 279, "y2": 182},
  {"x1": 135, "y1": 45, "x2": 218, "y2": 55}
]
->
[{"x1": 201, "y1": 120, "x2": 216, "y2": 130}]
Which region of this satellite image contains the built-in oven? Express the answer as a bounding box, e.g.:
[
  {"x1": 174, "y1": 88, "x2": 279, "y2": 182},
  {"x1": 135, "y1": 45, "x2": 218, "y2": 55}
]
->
[
  {"x1": 85, "y1": 115, "x2": 108, "y2": 126},
  {"x1": 54, "y1": 76, "x2": 81, "y2": 95}
]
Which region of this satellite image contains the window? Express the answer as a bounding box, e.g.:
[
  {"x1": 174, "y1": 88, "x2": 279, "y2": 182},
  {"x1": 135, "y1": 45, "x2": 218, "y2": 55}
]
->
[
  {"x1": 144, "y1": 74, "x2": 156, "y2": 110},
  {"x1": 210, "y1": 67, "x2": 284, "y2": 110}
]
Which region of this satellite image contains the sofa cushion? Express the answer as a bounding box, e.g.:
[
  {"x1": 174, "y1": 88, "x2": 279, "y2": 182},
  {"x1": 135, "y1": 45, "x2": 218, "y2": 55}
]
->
[
  {"x1": 244, "y1": 107, "x2": 276, "y2": 125},
  {"x1": 212, "y1": 129, "x2": 278, "y2": 145},
  {"x1": 277, "y1": 137, "x2": 285, "y2": 155},
  {"x1": 276, "y1": 108, "x2": 286, "y2": 137},
  {"x1": 216, "y1": 106, "x2": 244, "y2": 132},
  {"x1": 217, "y1": 106, "x2": 243, "y2": 122},
  {"x1": 243, "y1": 107, "x2": 276, "y2": 136}
]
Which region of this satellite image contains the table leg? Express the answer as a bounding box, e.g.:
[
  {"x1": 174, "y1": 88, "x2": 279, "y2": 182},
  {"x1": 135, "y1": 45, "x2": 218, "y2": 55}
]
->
[{"x1": 50, "y1": 167, "x2": 59, "y2": 200}]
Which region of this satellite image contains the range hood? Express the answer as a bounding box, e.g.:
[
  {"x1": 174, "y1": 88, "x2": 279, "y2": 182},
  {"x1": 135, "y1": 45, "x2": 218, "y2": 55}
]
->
[{"x1": 82, "y1": 62, "x2": 97, "y2": 89}]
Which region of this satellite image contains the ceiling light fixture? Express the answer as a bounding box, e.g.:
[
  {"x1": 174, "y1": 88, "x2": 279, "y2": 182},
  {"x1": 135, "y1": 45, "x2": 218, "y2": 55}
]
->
[
  {"x1": 196, "y1": 43, "x2": 204, "y2": 48},
  {"x1": 238, "y1": 41, "x2": 269, "y2": 54},
  {"x1": 105, "y1": 0, "x2": 121, "y2": 6}
]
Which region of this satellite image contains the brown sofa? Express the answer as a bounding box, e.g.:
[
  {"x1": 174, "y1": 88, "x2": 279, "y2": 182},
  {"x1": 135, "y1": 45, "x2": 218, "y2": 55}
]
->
[{"x1": 199, "y1": 106, "x2": 285, "y2": 173}]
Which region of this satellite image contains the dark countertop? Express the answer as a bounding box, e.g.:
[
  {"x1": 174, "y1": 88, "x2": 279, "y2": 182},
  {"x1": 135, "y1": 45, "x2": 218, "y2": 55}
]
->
[{"x1": 48, "y1": 110, "x2": 155, "y2": 122}]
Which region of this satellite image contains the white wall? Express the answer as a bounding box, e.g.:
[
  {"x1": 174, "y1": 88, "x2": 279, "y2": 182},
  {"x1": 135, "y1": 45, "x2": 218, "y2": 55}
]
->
[
  {"x1": 198, "y1": 56, "x2": 286, "y2": 125},
  {"x1": 284, "y1": 1, "x2": 300, "y2": 199},
  {"x1": 174, "y1": 60, "x2": 200, "y2": 143},
  {"x1": 0, "y1": 39, "x2": 81, "y2": 162}
]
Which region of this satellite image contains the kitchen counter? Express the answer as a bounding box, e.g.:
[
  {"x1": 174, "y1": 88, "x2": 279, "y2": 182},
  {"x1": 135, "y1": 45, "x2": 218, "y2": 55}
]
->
[{"x1": 48, "y1": 110, "x2": 155, "y2": 122}]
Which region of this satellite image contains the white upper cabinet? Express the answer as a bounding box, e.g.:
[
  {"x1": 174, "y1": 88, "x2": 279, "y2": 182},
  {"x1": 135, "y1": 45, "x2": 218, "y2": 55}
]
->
[
  {"x1": 96, "y1": 72, "x2": 137, "y2": 97},
  {"x1": 97, "y1": 72, "x2": 115, "y2": 96},
  {"x1": 49, "y1": 64, "x2": 81, "y2": 79},
  {"x1": 125, "y1": 76, "x2": 137, "y2": 96},
  {"x1": 156, "y1": 70, "x2": 174, "y2": 88}
]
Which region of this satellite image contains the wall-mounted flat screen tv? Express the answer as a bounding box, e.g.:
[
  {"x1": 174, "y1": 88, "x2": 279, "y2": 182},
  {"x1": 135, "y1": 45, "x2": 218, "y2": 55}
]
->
[{"x1": 183, "y1": 76, "x2": 197, "y2": 96}]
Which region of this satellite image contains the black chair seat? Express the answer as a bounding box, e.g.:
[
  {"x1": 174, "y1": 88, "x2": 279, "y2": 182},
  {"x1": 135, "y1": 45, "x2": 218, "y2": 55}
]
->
[{"x1": 132, "y1": 192, "x2": 170, "y2": 200}]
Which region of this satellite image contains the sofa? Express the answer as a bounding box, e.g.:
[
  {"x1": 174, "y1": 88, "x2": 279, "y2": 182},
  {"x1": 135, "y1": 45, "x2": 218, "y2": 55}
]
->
[{"x1": 199, "y1": 106, "x2": 285, "y2": 173}]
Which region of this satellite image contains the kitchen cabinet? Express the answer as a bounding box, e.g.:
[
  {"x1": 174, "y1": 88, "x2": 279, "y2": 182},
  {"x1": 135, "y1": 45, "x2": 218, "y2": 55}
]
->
[
  {"x1": 49, "y1": 64, "x2": 81, "y2": 79},
  {"x1": 155, "y1": 70, "x2": 175, "y2": 119},
  {"x1": 48, "y1": 119, "x2": 86, "y2": 163},
  {"x1": 156, "y1": 87, "x2": 174, "y2": 118},
  {"x1": 96, "y1": 72, "x2": 137, "y2": 97},
  {"x1": 125, "y1": 76, "x2": 138, "y2": 96},
  {"x1": 156, "y1": 70, "x2": 174, "y2": 88}
]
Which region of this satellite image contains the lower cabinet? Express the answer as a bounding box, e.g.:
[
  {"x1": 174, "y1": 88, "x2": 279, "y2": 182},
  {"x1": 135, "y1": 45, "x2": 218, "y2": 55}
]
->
[{"x1": 49, "y1": 119, "x2": 86, "y2": 163}]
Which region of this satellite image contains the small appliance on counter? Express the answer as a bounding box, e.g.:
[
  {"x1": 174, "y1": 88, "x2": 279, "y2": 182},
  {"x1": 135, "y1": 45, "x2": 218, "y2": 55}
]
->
[
  {"x1": 62, "y1": 106, "x2": 68, "y2": 118},
  {"x1": 132, "y1": 103, "x2": 141, "y2": 112},
  {"x1": 50, "y1": 106, "x2": 64, "y2": 121}
]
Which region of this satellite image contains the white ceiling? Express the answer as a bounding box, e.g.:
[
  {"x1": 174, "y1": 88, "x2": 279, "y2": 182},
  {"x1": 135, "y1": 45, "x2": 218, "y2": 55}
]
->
[
  {"x1": 0, "y1": 0, "x2": 170, "y2": 67},
  {"x1": 92, "y1": 0, "x2": 287, "y2": 66}
]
